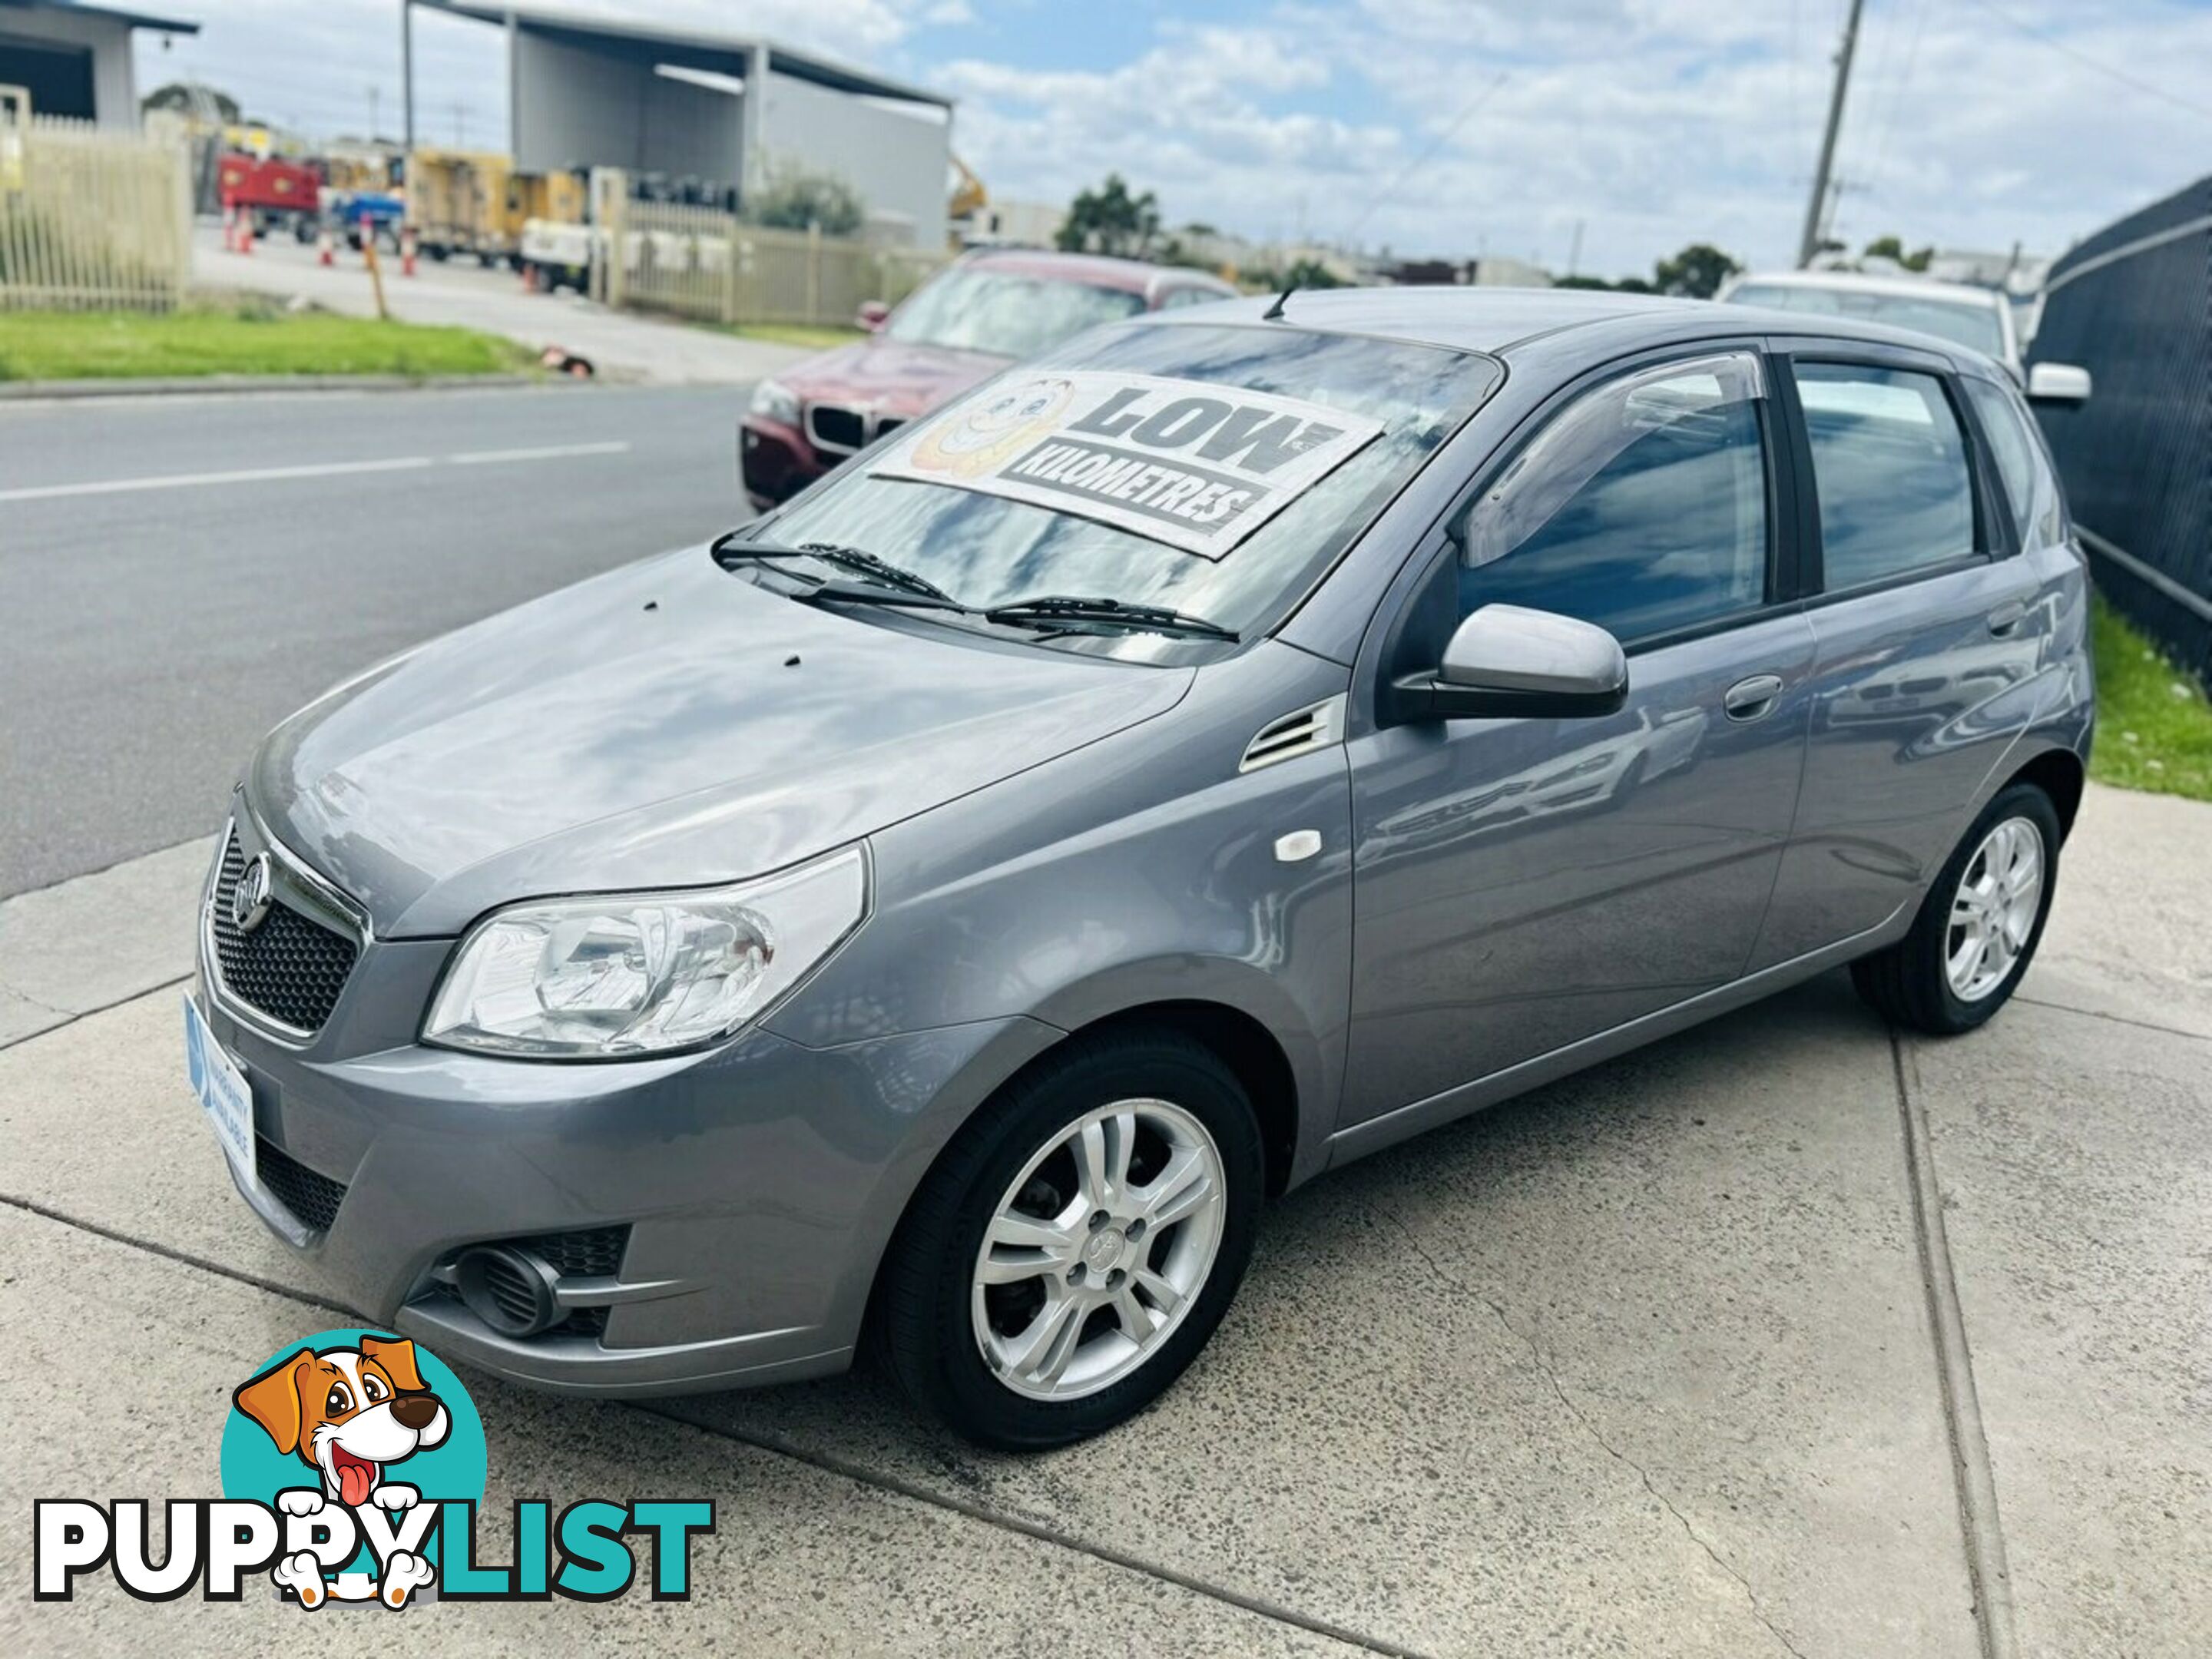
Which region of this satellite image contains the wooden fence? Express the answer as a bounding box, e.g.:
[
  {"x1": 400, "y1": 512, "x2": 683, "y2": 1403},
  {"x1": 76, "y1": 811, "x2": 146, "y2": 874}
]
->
[
  {"x1": 0, "y1": 88, "x2": 193, "y2": 312},
  {"x1": 590, "y1": 172, "x2": 944, "y2": 328}
]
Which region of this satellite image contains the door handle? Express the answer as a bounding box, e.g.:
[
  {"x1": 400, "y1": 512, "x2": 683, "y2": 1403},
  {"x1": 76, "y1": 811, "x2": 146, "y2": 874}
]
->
[
  {"x1": 1987, "y1": 600, "x2": 2029, "y2": 637},
  {"x1": 1723, "y1": 674, "x2": 1785, "y2": 721}
]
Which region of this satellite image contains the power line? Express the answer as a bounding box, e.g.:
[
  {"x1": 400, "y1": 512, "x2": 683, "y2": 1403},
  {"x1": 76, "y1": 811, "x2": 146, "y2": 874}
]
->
[
  {"x1": 1955, "y1": 0, "x2": 2212, "y2": 123},
  {"x1": 1343, "y1": 71, "x2": 1510, "y2": 247}
]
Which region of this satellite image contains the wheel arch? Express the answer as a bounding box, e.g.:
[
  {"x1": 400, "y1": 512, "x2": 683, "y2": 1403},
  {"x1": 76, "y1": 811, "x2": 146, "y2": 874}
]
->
[
  {"x1": 853, "y1": 991, "x2": 1312, "y2": 1363},
  {"x1": 2005, "y1": 746, "x2": 2085, "y2": 841}
]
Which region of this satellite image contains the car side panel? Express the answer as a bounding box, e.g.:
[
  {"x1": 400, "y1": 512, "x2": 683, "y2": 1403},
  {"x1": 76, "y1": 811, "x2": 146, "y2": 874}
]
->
[
  {"x1": 765, "y1": 640, "x2": 1358, "y2": 1192},
  {"x1": 1339, "y1": 611, "x2": 1816, "y2": 1125},
  {"x1": 1748, "y1": 555, "x2": 2055, "y2": 967}
]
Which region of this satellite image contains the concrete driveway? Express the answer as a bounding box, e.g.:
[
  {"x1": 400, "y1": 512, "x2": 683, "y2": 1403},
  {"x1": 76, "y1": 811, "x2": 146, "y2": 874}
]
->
[
  {"x1": 194, "y1": 226, "x2": 811, "y2": 386},
  {"x1": 1, "y1": 783, "x2": 2204, "y2": 1656}
]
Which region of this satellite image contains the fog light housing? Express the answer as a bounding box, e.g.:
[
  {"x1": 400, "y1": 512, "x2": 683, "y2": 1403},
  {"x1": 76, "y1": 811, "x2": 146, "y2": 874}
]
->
[{"x1": 454, "y1": 1244, "x2": 560, "y2": 1339}]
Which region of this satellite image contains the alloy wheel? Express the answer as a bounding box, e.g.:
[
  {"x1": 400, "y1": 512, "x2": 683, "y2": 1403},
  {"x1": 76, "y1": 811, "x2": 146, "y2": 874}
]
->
[
  {"x1": 1945, "y1": 815, "x2": 2045, "y2": 1002},
  {"x1": 970, "y1": 1098, "x2": 1227, "y2": 1401}
]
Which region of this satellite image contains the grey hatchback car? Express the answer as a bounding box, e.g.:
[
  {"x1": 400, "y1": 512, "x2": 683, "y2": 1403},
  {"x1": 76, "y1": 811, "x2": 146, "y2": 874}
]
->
[{"x1": 190, "y1": 289, "x2": 2092, "y2": 1447}]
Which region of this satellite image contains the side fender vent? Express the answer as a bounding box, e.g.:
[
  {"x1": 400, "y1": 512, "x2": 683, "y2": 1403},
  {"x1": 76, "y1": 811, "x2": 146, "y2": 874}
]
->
[{"x1": 1239, "y1": 694, "x2": 1347, "y2": 774}]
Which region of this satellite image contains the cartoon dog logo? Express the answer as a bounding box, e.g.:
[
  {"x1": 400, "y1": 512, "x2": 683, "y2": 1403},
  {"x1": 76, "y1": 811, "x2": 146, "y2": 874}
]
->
[
  {"x1": 906, "y1": 376, "x2": 1076, "y2": 478},
  {"x1": 233, "y1": 1333, "x2": 451, "y2": 1608}
]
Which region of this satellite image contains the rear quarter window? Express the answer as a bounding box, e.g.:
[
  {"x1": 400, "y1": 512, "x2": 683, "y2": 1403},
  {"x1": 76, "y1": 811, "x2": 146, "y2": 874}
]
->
[{"x1": 1962, "y1": 376, "x2": 2063, "y2": 546}]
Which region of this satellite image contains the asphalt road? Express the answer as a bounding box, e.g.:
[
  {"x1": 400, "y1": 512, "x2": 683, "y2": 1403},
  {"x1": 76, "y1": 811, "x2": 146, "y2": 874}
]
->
[{"x1": 0, "y1": 383, "x2": 755, "y2": 898}]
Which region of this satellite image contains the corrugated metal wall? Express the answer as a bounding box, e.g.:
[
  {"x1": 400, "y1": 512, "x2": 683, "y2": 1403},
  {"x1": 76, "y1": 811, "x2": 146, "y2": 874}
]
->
[{"x1": 2028, "y1": 174, "x2": 2212, "y2": 679}]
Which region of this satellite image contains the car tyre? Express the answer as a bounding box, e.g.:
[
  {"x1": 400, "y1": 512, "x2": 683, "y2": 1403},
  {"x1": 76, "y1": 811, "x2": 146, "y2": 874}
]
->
[
  {"x1": 879, "y1": 1027, "x2": 1263, "y2": 1450},
  {"x1": 1851, "y1": 780, "x2": 2061, "y2": 1035}
]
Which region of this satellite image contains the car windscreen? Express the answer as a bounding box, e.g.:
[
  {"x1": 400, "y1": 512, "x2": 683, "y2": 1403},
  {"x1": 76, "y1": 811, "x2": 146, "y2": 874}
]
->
[
  {"x1": 1726, "y1": 283, "x2": 2005, "y2": 358},
  {"x1": 885, "y1": 268, "x2": 1149, "y2": 358},
  {"x1": 753, "y1": 323, "x2": 1504, "y2": 659}
]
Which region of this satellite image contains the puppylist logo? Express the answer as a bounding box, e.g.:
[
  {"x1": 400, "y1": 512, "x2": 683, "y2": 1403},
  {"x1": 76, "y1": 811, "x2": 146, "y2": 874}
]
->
[{"x1": 33, "y1": 1327, "x2": 712, "y2": 1609}]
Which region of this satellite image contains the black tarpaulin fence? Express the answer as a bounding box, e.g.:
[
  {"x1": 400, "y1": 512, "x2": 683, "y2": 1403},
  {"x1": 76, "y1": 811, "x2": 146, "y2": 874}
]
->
[{"x1": 2029, "y1": 174, "x2": 2212, "y2": 680}]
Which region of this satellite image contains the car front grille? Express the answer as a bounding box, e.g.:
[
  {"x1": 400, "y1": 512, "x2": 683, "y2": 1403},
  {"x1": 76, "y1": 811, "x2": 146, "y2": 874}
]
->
[
  {"x1": 208, "y1": 830, "x2": 359, "y2": 1036},
  {"x1": 806, "y1": 403, "x2": 868, "y2": 454},
  {"x1": 256, "y1": 1135, "x2": 349, "y2": 1232}
]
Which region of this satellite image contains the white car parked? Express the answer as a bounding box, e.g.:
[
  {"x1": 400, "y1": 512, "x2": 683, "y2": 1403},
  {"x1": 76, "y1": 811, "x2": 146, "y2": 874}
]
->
[{"x1": 1717, "y1": 269, "x2": 2028, "y2": 376}]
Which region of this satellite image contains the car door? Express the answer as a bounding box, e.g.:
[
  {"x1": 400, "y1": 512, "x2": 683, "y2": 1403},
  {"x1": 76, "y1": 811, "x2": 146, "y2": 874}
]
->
[
  {"x1": 1339, "y1": 346, "x2": 1818, "y2": 1131},
  {"x1": 1747, "y1": 343, "x2": 2047, "y2": 969}
]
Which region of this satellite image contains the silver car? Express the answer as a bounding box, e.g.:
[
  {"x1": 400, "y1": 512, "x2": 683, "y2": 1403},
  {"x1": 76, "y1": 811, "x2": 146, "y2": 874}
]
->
[{"x1": 190, "y1": 290, "x2": 2093, "y2": 1448}]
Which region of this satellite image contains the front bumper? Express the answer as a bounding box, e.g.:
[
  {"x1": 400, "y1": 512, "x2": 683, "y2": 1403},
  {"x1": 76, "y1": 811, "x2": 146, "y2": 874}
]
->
[
  {"x1": 738, "y1": 415, "x2": 827, "y2": 509},
  {"x1": 195, "y1": 916, "x2": 1055, "y2": 1395}
]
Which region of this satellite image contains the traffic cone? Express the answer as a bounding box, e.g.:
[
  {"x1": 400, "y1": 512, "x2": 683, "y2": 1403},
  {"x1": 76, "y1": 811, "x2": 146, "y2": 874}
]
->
[
  {"x1": 237, "y1": 213, "x2": 253, "y2": 256},
  {"x1": 316, "y1": 227, "x2": 334, "y2": 267},
  {"x1": 400, "y1": 225, "x2": 418, "y2": 278},
  {"x1": 224, "y1": 205, "x2": 241, "y2": 253}
]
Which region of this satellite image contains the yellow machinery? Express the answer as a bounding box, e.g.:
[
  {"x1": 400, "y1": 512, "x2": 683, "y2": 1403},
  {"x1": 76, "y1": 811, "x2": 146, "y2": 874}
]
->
[
  {"x1": 505, "y1": 168, "x2": 587, "y2": 240},
  {"x1": 406, "y1": 147, "x2": 516, "y2": 263},
  {"x1": 948, "y1": 153, "x2": 987, "y2": 245}
]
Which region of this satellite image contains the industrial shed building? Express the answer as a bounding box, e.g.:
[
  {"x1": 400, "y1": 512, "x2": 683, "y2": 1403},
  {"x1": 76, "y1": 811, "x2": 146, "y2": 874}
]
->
[
  {"x1": 418, "y1": 0, "x2": 954, "y2": 247},
  {"x1": 0, "y1": 0, "x2": 198, "y2": 127}
]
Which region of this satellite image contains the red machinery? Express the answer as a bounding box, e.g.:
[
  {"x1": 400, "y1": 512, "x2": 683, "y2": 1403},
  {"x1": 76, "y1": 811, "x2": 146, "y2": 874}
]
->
[{"x1": 217, "y1": 154, "x2": 324, "y2": 241}]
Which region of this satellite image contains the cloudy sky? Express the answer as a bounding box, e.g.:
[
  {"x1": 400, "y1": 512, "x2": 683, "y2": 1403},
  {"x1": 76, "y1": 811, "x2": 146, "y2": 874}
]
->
[{"x1": 141, "y1": 0, "x2": 2212, "y2": 278}]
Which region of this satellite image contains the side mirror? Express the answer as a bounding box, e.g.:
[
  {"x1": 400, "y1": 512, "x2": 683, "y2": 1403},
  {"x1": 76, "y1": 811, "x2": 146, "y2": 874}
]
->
[
  {"x1": 1394, "y1": 604, "x2": 1628, "y2": 721},
  {"x1": 856, "y1": 300, "x2": 890, "y2": 332},
  {"x1": 2025, "y1": 362, "x2": 2091, "y2": 404}
]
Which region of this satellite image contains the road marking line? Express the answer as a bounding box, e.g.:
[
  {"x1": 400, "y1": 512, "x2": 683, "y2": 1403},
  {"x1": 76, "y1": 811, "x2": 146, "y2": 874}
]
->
[
  {"x1": 0, "y1": 455, "x2": 432, "y2": 503},
  {"x1": 445, "y1": 441, "x2": 632, "y2": 465},
  {"x1": 0, "y1": 439, "x2": 634, "y2": 503}
]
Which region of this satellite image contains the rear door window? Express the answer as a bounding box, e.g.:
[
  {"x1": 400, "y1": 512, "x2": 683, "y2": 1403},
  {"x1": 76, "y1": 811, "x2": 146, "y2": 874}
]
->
[{"x1": 1795, "y1": 363, "x2": 1976, "y2": 591}]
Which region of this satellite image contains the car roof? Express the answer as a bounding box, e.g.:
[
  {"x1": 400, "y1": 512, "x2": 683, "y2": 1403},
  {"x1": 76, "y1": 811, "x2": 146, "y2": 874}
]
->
[
  {"x1": 959, "y1": 247, "x2": 1234, "y2": 296},
  {"x1": 1150, "y1": 284, "x2": 1973, "y2": 364},
  {"x1": 1724, "y1": 269, "x2": 2005, "y2": 309}
]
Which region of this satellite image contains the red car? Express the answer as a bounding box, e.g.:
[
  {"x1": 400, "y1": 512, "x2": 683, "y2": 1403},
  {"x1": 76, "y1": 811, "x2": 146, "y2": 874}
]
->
[{"x1": 739, "y1": 248, "x2": 1237, "y2": 508}]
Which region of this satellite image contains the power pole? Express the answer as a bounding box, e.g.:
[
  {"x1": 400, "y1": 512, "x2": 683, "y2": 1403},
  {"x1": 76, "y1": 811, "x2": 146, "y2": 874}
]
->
[
  {"x1": 1797, "y1": 0, "x2": 1863, "y2": 268},
  {"x1": 401, "y1": 0, "x2": 415, "y2": 153},
  {"x1": 1567, "y1": 217, "x2": 1585, "y2": 280}
]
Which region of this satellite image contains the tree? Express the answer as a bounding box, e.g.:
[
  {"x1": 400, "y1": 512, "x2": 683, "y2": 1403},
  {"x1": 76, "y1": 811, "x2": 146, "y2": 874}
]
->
[
  {"x1": 141, "y1": 81, "x2": 240, "y2": 122},
  {"x1": 747, "y1": 161, "x2": 864, "y2": 237},
  {"x1": 1553, "y1": 273, "x2": 1614, "y2": 290},
  {"x1": 1652, "y1": 243, "x2": 1741, "y2": 300},
  {"x1": 1056, "y1": 174, "x2": 1160, "y2": 258},
  {"x1": 1863, "y1": 233, "x2": 1933, "y2": 273},
  {"x1": 1243, "y1": 257, "x2": 1346, "y2": 294}
]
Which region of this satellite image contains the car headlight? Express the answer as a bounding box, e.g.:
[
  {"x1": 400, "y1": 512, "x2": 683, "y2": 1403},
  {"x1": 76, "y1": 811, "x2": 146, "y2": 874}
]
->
[
  {"x1": 748, "y1": 378, "x2": 801, "y2": 426},
  {"x1": 423, "y1": 846, "x2": 867, "y2": 1059}
]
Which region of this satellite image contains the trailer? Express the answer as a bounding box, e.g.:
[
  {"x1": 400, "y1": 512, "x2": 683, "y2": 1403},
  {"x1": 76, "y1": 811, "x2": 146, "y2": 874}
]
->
[
  {"x1": 217, "y1": 153, "x2": 323, "y2": 241},
  {"x1": 406, "y1": 147, "x2": 515, "y2": 265},
  {"x1": 329, "y1": 190, "x2": 407, "y2": 252}
]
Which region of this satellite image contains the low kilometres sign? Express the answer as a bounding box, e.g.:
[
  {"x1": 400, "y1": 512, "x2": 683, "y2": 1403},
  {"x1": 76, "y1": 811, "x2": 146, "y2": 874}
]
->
[{"x1": 870, "y1": 372, "x2": 1385, "y2": 559}]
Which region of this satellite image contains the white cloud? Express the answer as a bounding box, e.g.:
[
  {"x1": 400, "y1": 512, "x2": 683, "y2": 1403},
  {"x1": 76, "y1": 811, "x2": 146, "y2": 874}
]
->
[{"x1": 143, "y1": 0, "x2": 2212, "y2": 277}]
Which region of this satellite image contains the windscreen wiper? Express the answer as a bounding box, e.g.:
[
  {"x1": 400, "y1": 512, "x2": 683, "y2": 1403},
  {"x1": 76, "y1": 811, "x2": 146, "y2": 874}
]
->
[
  {"x1": 789, "y1": 578, "x2": 976, "y2": 616},
  {"x1": 713, "y1": 531, "x2": 956, "y2": 604},
  {"x1": 982, "y1": 594, "x2": 1240, "y2": 642}
]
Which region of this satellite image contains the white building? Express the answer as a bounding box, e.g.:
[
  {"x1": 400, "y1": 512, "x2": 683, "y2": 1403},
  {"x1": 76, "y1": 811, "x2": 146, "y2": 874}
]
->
[
  {"x1": 419, "y1": 0, "x2": 953, "y2": 247},
  {"x1": 0, "y1": 0, "x2": 198, "y2": 127},
  {"x1": 956, "y1": 197, "x2": 1065, "y2": 250}
]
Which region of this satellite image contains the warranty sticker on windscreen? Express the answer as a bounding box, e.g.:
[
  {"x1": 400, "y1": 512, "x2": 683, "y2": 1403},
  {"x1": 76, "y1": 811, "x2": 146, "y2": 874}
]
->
[{"x1": 869, "y1": 372, "x2": 1386, "y2": 559}]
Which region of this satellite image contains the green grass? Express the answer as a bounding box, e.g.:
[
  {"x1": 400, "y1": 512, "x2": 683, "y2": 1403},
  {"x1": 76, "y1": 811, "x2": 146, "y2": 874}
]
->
[
  {"x1": 0, "y1": 303, "x2": 533, "y2": 382},
  {"x1": 715, "y1": 321, "x2": 866, "y2": 351},
  {"x1": 2092, "y1": 594, "x2": 2212, "y2": 803}
]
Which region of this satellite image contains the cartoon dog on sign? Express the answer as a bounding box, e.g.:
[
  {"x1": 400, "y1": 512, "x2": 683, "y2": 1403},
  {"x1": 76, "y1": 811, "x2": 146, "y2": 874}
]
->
[{"x1": 233, "y1": 1333, "x2": 450, "y2": 1608}]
